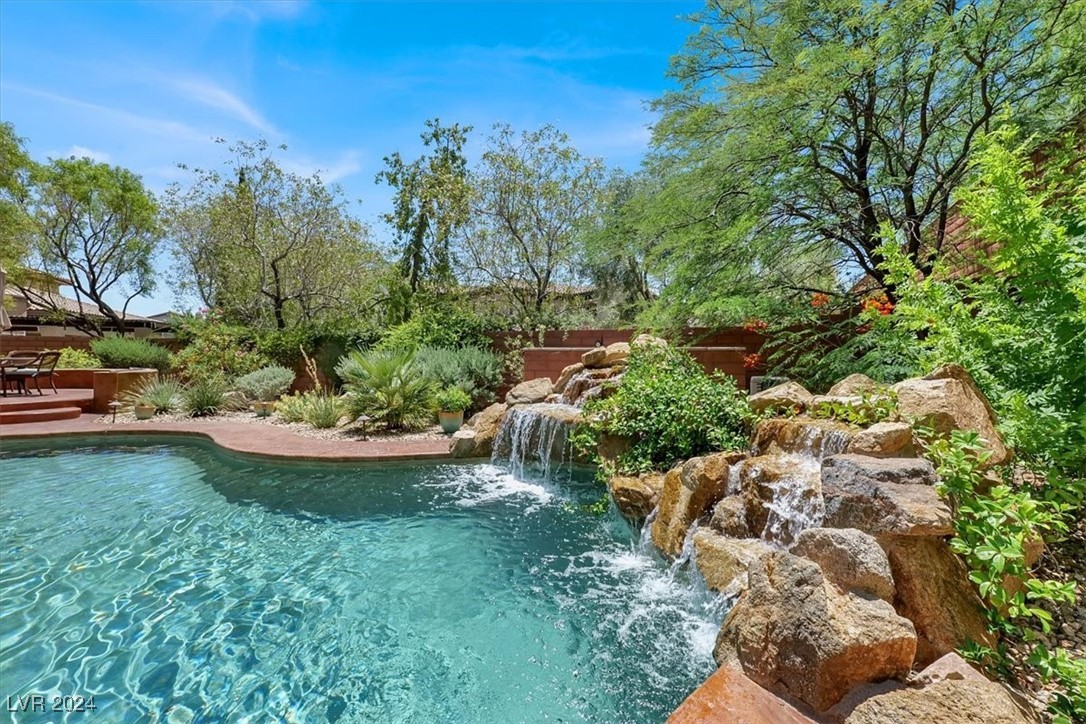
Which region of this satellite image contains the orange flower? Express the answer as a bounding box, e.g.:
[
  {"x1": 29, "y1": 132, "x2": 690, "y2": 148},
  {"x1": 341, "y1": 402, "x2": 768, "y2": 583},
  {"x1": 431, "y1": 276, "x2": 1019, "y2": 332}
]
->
[
  {"x1": 810, "y1": 292, "x2": 830, "y2": 308},
  {"x1": 743, "y1": 319, "x2": 768, "y2": 333},
  {"x1": 743, "y1": 352, "x2": 764, "y2": 369}
]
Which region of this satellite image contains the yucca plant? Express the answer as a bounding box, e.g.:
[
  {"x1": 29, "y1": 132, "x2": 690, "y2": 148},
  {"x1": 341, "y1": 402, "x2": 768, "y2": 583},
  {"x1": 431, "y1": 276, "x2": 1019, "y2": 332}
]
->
[
  {"x1": 183, "y1": 377, "x2": 229, "y2": 417},
  {"x1": 301, "y1": 393, "x2": 343, "y2": 429},
  {"x1": 336, "y1": 348, "x2": 436, "y2": 430},
  {"x1": 122, "y1": 376, "x2": 185, "y2": 414}
]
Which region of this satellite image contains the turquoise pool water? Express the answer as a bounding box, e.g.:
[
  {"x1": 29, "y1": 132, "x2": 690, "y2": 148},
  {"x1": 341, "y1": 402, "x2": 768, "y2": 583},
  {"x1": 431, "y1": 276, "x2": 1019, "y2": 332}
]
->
[{"x1": 0, "y1": 440, "x2": 721, "y2": 723}]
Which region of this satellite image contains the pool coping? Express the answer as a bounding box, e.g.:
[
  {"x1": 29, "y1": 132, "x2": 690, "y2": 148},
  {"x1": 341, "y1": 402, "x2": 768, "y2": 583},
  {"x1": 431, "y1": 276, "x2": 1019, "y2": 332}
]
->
[{"x1": 0, "y1": 414, "x2": 459, "y2": 463}]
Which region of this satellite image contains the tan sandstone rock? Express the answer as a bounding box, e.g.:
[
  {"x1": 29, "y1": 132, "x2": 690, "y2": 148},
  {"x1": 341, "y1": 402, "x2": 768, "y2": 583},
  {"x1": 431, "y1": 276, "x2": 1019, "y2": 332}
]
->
[
  {"x1": 505, "y1": 377, "x2": 554, "y2": 405},
  {"x1": 741, "y1": 454, "x2": 822, "y2": 544},
  {"x1": 582, "y1": 341, "x2": 630, "y2": 369},
  {"x1": 828, "y1": 373, "x2": 881, "y2": 397},
  {"x1": 651, "y1": 451, "x2": 745, "y2": 557},
  {"x1": 608, "y1": 472, "x2": 666, "y2": 520},
  {"x1": 751, "y1": 417, "x2": 855, "y2": 459},
  {"x1": 846, "y1": 422, "x2": 915, "y2": 458},
  {"x1": 552, "y1": 362, "x2": 584, "y2": 395},
  {"x1": 843, "y1": 652, "x2": 1036, "y2": 723},
  {"x1": 633, "y1": 333, "x2": 668, "y2": 349},
  {"x1": 449, "y1": 402, "x2": 508, "y2": 457},
  {"x1": 821, "y1": 454, "x2": 952, "y2": 537},
  {"x1": 710, "y1": 495, "x2": 751, "y2": 538},
  {"x1": 668, "y1": 666, "x2": 820, "y2": 724},
  {"x1": 793, "y1": 527, "x2": 895, "y2": 602},
  {"x1": 693, "y1": 530, "x2": 774, "y2": 594},
  {"x1": 715, "y1": 551, "x2": 917, "y2": 712},
  {"x1": 748, "y1": 380, "x2": 814, "y2": 415},
  {"x1": 893, "y1": 365, "x2": 1010, "y2": 466},
  {"x1": 879, "y1": 535, "x2": 995, "y2": 667}
]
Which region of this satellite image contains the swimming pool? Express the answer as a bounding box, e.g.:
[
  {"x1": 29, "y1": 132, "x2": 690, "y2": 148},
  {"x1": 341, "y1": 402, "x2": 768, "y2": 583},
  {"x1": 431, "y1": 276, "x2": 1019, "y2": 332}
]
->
[{"x1": 0, "y1": 439, "x2": 721, "y2": 722}]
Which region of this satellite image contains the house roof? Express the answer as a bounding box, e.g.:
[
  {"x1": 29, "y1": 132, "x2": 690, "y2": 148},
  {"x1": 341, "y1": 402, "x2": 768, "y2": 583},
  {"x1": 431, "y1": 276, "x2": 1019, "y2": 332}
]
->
[{"x1": 5, "y1": 286, "x2": 161, "y2": 325}]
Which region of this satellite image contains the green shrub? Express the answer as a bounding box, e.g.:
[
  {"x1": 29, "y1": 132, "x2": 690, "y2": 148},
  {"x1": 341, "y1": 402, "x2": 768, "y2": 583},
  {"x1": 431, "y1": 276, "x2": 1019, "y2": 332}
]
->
[
  {"x1": 435, "y1": 387, "x2": 472, "y2": 413},
  {"x1": 414, "y1": 346, "x2": 503, "y2": 411},
  {"x1": 301, "y1": 392, "x2": 343, "y2": 429},
  {"x1": 55, "y1": 347, "x2": 101, "y2": 369},
  {"x1": 90, "y1": 337, "x2": 172, "y2": 373},
  {"x1": 234, "y1": 365, "x2": 296, "y2": 402},
  {"x1": 275, "y1": 392, "x2": 310, "y2": 423},
  {"x1": 807, "y1": 390, "x2": 898, "y2": 427},
  {"x1": 377, "y1": 308, "x2": 493, "y2": 352},
  {"x1": 182, "y1": 377, "x2": 230, "y2": 417},
  {"x1": 121, "y1": 376, "x2": 184, "y2": 413},
  {"x1": 576, "y1": 342, "x2": 752, "y2": 474},
  {"x1": 336, "y1": 348, "x2": 436, "y2": 430},
  {"x1": 172, "y1": 314, "x2": 270, "y2": 380}
]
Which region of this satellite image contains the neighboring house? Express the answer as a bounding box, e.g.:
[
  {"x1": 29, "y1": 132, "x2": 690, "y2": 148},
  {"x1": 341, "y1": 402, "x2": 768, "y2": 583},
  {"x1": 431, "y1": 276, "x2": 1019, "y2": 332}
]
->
[{"x1": 1, "y1": 271, "x2": 166, "y2": 337}]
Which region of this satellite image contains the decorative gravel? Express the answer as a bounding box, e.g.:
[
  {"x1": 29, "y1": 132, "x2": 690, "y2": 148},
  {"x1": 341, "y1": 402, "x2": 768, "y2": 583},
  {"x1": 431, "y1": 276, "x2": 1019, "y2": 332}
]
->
[{"x1": 94, "y1": 409, "x2": 450, "y2": 442}]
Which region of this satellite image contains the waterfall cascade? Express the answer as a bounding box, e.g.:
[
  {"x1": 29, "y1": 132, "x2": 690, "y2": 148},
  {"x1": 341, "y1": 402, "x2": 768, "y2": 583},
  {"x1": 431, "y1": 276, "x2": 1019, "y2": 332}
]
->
[{"x1": 492, "y1": 403, "x2": 582, "y2": 480}]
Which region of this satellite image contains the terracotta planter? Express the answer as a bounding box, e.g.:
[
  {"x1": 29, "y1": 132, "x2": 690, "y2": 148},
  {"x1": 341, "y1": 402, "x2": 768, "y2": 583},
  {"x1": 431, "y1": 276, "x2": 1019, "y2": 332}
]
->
[
  {"x1": 134, "y1": 404, "x2": 155, "y2": 420},
  {"x1": 438, "y1": 410, "x2": 465, "y2": 434}
]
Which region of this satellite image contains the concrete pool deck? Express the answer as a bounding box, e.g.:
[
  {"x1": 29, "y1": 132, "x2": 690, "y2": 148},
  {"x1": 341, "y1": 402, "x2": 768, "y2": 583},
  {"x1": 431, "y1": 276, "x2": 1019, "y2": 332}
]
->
[{"x1": 0, "y1": 413, "x2": 455, "y2": 462}]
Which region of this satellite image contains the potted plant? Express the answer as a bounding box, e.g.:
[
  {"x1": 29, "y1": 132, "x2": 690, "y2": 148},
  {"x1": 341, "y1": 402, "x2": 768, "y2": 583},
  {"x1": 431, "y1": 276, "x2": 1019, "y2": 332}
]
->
[
  {"x1": 435, "y1": 387, "x2": 471, "y2": 434},
  {"x1": 134, "y1": 402, "x2": 156, "y2": 420}
]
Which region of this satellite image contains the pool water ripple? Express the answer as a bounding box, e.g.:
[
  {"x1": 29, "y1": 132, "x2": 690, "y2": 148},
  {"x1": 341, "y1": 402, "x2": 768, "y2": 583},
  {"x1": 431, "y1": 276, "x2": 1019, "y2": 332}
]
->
[{"x1": 1, "y1": 440, "x2": 720, "y2": 723}]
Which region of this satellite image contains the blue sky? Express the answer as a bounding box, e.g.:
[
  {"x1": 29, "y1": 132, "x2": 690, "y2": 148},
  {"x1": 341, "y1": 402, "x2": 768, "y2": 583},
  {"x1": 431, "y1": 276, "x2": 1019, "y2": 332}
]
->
[{"x1": 0, "y1": 0, "x2": 700, "y2": 315}]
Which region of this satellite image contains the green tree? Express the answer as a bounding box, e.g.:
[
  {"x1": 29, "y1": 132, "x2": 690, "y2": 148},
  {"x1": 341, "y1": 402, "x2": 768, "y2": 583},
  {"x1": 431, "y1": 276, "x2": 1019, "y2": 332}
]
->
[
  {"x1": 17, "y1": 155, "x2": 160, "y2": 335},
  {"x1": 459, "y1": 123, "x2": 607, "y2": 324},
  {"x1": 649, "y1": 0, "x2": 1084, "y2": 319},
  {"x1": 0, "y1": 122, "x2": 36, "y2": 271},
  {"x1": 164, "y1": 140, "x2": 386, "y2": 331},
  {"x1": 376, "y1": 119, "x2": 472, "y2": 316}
]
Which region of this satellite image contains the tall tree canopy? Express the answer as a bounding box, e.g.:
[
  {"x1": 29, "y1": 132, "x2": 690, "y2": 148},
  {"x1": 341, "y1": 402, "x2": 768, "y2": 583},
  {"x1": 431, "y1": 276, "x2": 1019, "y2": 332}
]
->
[
  {"x1": 459, "y1": 124, "x2": 607, "y2": 324},
  {"x1": 17, "y1": 155, "x2": 160, "y2": 335},
  {"x1": 646, "y1": 0, "x2": 1085, "y2": 323},
  {"x1": 164, "y1": 140, "x2": 384, "y2": 331},
  {"x1": 376, "y1": 119, "x2": 472, "y2": 316}
]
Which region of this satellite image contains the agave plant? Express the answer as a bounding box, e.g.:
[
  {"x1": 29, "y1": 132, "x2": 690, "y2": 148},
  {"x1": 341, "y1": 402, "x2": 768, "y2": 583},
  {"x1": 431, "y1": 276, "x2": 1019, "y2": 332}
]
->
[
  {"x1": 122, "y1": 376, "x2": 185, "y2": 414},
  {"x1": 336, "y1": 348, "x2": 436, "y2": 430}
]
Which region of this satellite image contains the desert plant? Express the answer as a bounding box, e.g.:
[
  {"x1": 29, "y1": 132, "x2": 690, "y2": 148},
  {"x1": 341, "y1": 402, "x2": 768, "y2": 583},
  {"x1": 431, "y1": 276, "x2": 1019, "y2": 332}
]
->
[
  {"x1": 121, "y1": 376, "x2": 185, "y2": 414},
  {"x1": 90, "y1": 337, "x2": 172, "y2": 373},
  {"x1": 414, "y1": 345, "x2": 503, "y2": 411},
  {"x1": 55, "y1": 347, "x2": 101, "y2": 369},
  {"x1": 434, "y1": 387, "x2": 471, "y2": 413},
  {"x1": 336, "y1": 348, "x2": 436, "y2": 430},
  {"x1": 235, "y1": 365, "x2": 296, "y2": 402},
  {"x1": 301, "y1": 392, "x2": 343, "y2": 429},
  {"x1": 275, "y1": 392, "x2": 309, "y2": 423},
  {"x1": 182, "y1": 377, "x2": 229, "y2": 417}
]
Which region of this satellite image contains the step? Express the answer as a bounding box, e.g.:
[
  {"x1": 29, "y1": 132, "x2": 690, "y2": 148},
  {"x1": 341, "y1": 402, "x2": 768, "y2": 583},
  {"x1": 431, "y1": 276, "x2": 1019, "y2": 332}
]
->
[
  {"x1": 0, "y1": 391, "x2": 94, "y2": 412},
  {"x1": 0, "y1": 406, "x2": 83, "y2": 426}
]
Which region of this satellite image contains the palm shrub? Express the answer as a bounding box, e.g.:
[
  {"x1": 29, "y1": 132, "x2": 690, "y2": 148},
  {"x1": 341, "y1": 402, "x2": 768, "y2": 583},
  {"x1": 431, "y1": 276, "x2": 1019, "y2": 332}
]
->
[
  {"x1": 336, "y1": 348, "x2": 436, "y2": 430},
  {"x1": 182, "y1": 377, "x2": 230, "y2": 417},
  {"x1": 122, "y1": 376, "x2": 185, "y2": 414},
  {"x1": 575, "y1": 342, "x2": 752, "y2": 474},
  {"x1": 235, "y1": 365, "x2": 296, "y2": 402},
  {"x1": 90, "y1": 337, "x2": 172, "y2": 373},
  {"x1": 414, "y1": 346, "x2": 503, "y2": 412}
]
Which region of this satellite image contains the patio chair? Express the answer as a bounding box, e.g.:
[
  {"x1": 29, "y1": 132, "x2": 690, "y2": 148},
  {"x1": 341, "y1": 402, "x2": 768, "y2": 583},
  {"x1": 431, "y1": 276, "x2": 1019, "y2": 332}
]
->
[
  {"x1": 2, "y1": 351, "x2": 61, "y2": 396},
  {"x1": 0, "y1": 351, "x2": 42, "y2": 397}
]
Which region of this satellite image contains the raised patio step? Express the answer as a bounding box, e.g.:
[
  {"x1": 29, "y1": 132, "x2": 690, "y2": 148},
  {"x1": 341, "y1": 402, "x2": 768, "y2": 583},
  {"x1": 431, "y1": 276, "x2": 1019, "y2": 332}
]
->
[
  {"x1": 0, "y1": 389, "x2": 94, "y2": 413},
  {"x1": 0, "y1": 406, "x2": 83, "y2": 426}
]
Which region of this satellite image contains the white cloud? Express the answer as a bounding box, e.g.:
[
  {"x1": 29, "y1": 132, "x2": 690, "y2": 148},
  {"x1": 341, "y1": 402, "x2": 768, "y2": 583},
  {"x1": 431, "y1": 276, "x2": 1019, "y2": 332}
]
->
[
  {"x1": 196, "y1": 0, "x2": 308, "y2": 23},
  {"x1": 166, "y1": 76, "x2": 278, "y2": 136},
  {"x1": 281, "y1": 150, "x2": 363, "y2": 183},
  {"x1": 65, "y1": 145, "x2": 111, "y2": 162}
]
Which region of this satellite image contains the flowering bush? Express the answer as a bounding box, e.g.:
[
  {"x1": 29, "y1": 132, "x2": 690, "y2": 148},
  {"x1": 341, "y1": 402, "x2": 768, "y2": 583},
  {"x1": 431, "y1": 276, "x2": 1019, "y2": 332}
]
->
[
  {"x1": 171, "y1": 312, "x2": 270, "y2": 381},
  {"x1": 742, "y1": 318, "x2": 768, "y2": 332}
]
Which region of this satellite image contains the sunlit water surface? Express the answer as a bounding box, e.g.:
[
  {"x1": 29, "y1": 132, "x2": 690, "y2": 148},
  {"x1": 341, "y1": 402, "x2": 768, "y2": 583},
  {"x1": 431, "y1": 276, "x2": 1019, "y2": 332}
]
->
[{"x1": 0, "y1": 439, "x2": 721, "y2": 723}]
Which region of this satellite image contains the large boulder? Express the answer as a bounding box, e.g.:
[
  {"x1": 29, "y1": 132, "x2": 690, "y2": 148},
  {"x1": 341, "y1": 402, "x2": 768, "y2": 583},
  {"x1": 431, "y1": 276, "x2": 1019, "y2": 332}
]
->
[
  {"x1": 748, "y1": 381, "x2": 813, "y2": 415},
  {"x1": 842, "y1": 653, "x2": 1037, "y2": 723},
  {"x1": 715, "y1": 551, "x2": 916, "y2": 712},
  {"x1": 846, "y1": 422, "x2": 915, "y2": 458},
  {"x1": 710, "y1": 495, "x2": 751, "y2": 538},
  {"x1": 751, "y1": 418, "x2": 855, "y2": 459},
  {"x1": 741, "y1": 454, "x2": 822, "y2": 545},
  {"x1": 693, "y1": 530, "x2": 774, "y2": 594},
  {"x1": 633, "y1": 333, "x2": 668, "y2": 349},
  {"x1": 559, "y1": 367, "x2": 619, "y2": 406},
  {"x1": 597, "y1": 433, "x2": 632, "y2": 464},
  {"x1": 668, "y1": 666, "x2": 821, "y2": 724},
  {"x1": 582, "y1": 341, "x2": 630, "y2": 369},
  {"x1": 552, "y1": 362, "x2": 584, "y2": 395},
  {"x1": 828, "y1": 373, "x2": 880, "y2": 397},
  {"x1": 608, "y1": 472, "x2": 666, "y2": 520},
  {"x1": 449, "y1": 402, "x2": 508, "y2": 457},
  {"x1": 821, "y1": 454, "x2": 952, "y2": 537},
  {"x1": 879, "y1": 535, "x2": 995, "y2": 667},
  {"x1": 651, "y1": 451, "x2": 745, "y2": 557},
  {"x1": 892, "y1": 364, "x2": 1010, "y2": 466},
  {"x1": 793, "y1": 527, "x2": 895, "y2": 602},
  {"x1": 505, "y1": 378, "x2": 554, "y2": 405}
]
